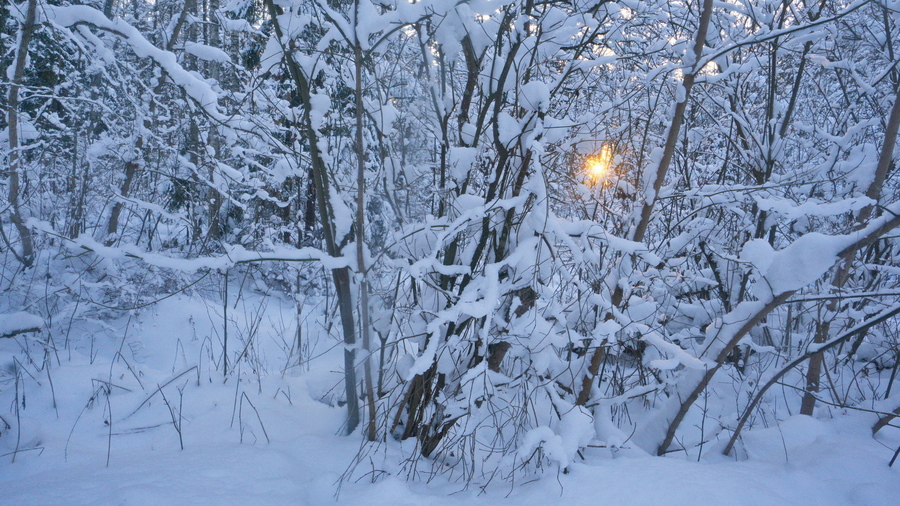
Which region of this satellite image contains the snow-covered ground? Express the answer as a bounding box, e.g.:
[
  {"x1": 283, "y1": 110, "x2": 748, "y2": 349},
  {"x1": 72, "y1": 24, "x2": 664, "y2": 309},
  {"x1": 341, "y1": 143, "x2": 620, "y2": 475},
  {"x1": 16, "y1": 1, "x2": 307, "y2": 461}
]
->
[{"x1": 1, "y1": 294, "x2": 898, "y2": 505}]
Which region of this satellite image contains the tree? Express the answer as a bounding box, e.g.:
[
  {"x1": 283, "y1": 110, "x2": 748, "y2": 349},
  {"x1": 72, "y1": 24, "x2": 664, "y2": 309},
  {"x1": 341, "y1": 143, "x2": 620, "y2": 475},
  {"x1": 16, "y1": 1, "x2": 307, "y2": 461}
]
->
[
  {"x1": 4, "y1": 0, "x2": 900, "y2": 485},
  {"x1": 5, "y1": 0, "x2": 38, "y2": 267}
]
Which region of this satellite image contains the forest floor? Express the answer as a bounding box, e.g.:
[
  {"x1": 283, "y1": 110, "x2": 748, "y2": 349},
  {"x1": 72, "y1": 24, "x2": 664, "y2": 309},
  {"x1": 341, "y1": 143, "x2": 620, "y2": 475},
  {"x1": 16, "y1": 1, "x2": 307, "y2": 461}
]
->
[{"x1": 1, "y1": 293, "x2": 899, "y2": 505}]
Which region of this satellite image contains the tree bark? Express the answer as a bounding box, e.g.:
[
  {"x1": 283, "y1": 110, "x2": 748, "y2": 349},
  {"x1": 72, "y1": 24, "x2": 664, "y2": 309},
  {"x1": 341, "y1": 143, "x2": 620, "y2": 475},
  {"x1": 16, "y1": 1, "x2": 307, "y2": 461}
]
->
[
  {"x1": 265, "y1": 0, "x2": 359, "y2": 433},
  {"x1": 801, "y1": 90, "x2": 900, "y2": 415},
  {"x1": 353, "y1": 1, "x2": 378, "y2": 441},
  {"x1": 105, "y1": 142, "x2": 140, "y2": 246},
  {"x1": 5, "y1": 0, "x2": 38, "y2": 267},
  {"x1": 576, "y1": 0, "x2": 715, "y2": 407}
]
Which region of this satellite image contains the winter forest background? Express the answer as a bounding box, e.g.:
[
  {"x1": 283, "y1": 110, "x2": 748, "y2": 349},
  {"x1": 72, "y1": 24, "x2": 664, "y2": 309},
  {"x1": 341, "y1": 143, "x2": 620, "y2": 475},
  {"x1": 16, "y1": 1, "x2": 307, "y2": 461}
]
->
[{"x1": 3, "y1": 0, "x2": 900, "y2": 502}]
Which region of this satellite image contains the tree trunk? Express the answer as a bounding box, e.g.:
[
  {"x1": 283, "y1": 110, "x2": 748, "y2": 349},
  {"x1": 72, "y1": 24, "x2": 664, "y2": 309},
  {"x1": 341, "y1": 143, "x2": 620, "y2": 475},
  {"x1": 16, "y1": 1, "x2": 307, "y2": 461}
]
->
[
  {"x1": 5, "y1": 0, "x2": 38, "y2": 267},
  {"x1": 576, "y1": 0, "x2": 715, "y2": 406},
  {"x1": 801, "y1": 90, "x2": 900, "y2": 415},
  {"x1": 105, "y1": 139, "x2": 141, "y2": 246},
  {"x1": 353, "y1": 4, "x2": 377, "y2": 441},
  {"x1": 264, "y1": 0, "x2": 360, "y2": 433}
]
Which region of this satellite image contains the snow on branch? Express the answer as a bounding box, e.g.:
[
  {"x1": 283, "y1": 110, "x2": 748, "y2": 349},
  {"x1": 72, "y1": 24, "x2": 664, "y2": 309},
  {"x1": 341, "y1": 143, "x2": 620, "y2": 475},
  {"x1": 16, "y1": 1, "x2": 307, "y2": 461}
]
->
[
  {"x1": 654, "y1": 203, "x2": 900, "y2": 455},
  {"x1": 29, "y1": 220, "x2": 347, "y2": 272},
  {"x1": 43, "y1": 4, "x2": 228, "y2": 124},
  {"x1": 0, "y1": 312, "x2": 44, "y2": 338},
  {"x1": 742, "y1": 201, "x2": 900, "y2": 297},
  {"x1": 696, "y1": 0, "x2": 871, "y2": 71},
  {"x1": 723, "y1": 301, "x2": 900, "y2": 455}
]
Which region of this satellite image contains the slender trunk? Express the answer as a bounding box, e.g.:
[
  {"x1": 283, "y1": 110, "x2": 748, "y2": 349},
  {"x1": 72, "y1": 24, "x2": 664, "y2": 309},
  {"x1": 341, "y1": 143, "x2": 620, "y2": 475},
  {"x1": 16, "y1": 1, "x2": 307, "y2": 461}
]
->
[
  {"x1": 264, "y1": 0, "x2": 359, "y2": 433},
  {"x1": 166, "y1": 0, "x2": 192, "y2": 52},
  {"x1": 801, "y1": 91, "x2": 900, "y2": 415},
  {"x1": 67, "y1": 133, "x2": 84, "y2": 239},
  {"x1": 204, "y1": 0, "x2": 223, "y2": 244},
  {"x1": 629, "y1": 0, "x2": 714, "y2": 244},
  {"x1": 576, "y1": 0, "x2": 714, "y2": 406},
  {"x1": 105, "y1": 138, "x2": 141, "y2": 246},
  {"x1": 5, "y1": 0, "x2": 38, "y2": 267},
  {"x1": 302, "y1": 169, "x2": 316, "y2": 238},
  {"x1": 353, "y1": 8, "x2": 377, "y2": 441}
]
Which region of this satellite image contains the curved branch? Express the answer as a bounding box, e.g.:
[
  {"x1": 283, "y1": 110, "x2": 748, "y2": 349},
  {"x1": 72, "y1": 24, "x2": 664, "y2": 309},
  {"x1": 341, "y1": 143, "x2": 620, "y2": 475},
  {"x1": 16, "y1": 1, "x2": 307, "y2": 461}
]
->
[
  {"x1": 723, "y1": 302, "x2": 900, "y2": 455},
  {"x1": 657, "y1": 205, "x2": 900, "y2": 455}
]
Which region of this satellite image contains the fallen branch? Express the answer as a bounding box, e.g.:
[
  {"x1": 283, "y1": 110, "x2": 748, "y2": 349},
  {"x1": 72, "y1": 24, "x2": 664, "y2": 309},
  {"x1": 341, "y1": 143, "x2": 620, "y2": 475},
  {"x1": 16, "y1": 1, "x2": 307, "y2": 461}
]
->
[
  {"x1": 873, "y1": 405, "x2": 900, "y2": 436},
  {"x1": 0, "y1": 327, "x2": 42, "y2": 339},
  {"x1": 0, "y1": 312, "x2": 44, "y2": 338}
]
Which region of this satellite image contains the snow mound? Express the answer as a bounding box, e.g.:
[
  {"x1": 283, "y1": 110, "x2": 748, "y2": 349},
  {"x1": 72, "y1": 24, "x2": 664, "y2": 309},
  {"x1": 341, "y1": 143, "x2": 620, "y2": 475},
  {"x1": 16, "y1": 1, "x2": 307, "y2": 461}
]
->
[{"x1": 0, "y1": 312, "x2": 44, "y2": 337}]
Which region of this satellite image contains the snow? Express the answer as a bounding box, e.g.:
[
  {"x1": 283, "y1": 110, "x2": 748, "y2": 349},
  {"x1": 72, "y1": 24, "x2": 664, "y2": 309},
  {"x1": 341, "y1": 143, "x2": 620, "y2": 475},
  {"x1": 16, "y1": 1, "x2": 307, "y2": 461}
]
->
[
  {"x1": 738, "y1": 201, "x2": 900, "y2": 297},
  {"x1": 308, "y1": 93, "x2": 331, "y2": 131},
  {"x1": 742, "y1": 233, "x2": 846, "y2": 296},
  {"x1": 497, "y1": 112, "x2": 521, "y2": 149},
  {"x1": 2, "y1": 399, "x2": 897, "y2": 505},
  {"x1": 520, "y1": 81, "x2": 550, "y2": 113},
  {"x1": 761, "y1": 233, "x2": 841, "y2": 295},
  {"x1": 28, "y1": 220, "x2": 350, "y2": 272},
  {"x1": 0, "y1": 312, "x2": 44, "y2": 337},
  {"x1": 448, "y1": 147, "x2": 477, "y2": 182},
  {"x1": 182, "y1": 42, "x2": 232, "y2": 64},
  {"x1": 1, "y1": 294, "x2": 897, "y2": 505},
  {"x1": 753, "y1": 195, "x2": 875, "y2": 221},
  {"x1": 45, "y1": 5, "x2": 228, "y2": 123},
  {"x1": 6, "y1": 0, "x2": 900, "y2": 503}
]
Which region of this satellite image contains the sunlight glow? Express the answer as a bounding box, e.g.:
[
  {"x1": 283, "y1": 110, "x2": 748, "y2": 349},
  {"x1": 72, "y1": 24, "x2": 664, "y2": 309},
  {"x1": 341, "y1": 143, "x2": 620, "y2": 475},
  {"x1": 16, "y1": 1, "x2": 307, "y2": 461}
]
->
[{"x1": 585, "y1": 144, "x2": 614, "y2": 182}]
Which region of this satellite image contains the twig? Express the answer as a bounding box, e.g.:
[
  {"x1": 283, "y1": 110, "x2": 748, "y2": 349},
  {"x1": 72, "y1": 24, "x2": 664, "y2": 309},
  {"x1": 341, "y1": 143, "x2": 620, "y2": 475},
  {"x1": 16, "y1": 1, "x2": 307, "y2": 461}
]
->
[
  {"x1": 12, "y1": 367, "x2": 21, "y2": 463},
  {"x1": 92, "y1": 378, "x2": 133, "y2": 393},
  {"x1": 775, "y1": 382, "x2": 900, "y2": 423},
  {"x1": 223, "y1": 268, "x2": 229, "y2": 377},
  {"x1": 65, "y1": 385, "x2": 106, "y2": 462},
  {"x1": 239, "y1": 391, "x2": 270, "y2": 444},
  {"x1": 124, "y1": 366, "x2": 197, "y2": 419},
  {"x1": 114, "y1": 351, "x2": 145, "y2": 391},
  {"x1": 0, "y1": 446, "x2": 44, "y2": 459},
  {"x1": 46, "y1": 361, "x2": 58, "y2": 419},
  {"x1": 159, "y1": 383, "x2": 185, "y2": 450},
  {"x1": 106, "y1": 387, "x2": 112, "y2": 467}
]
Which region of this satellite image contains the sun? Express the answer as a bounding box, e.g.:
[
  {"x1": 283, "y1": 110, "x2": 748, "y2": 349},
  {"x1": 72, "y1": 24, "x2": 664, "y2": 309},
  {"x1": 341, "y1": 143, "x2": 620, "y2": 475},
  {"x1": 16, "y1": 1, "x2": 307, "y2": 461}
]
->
[
  {"x1": 586, "y1": 156, "x2": 609, "y2": 179},
  {"x1": 585, "y1": 144, "x2": 614, "y2": 182}
]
